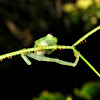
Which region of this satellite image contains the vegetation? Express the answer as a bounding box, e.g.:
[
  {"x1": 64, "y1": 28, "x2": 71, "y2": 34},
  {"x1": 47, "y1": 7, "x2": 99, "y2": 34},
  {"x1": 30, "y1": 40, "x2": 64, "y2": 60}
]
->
[
  {"x1": 0, "y1": 0, "x2": 100, "y2": 99},
  {"x1": 32, "y1": 81, "x2": 100, "y2": 100}
]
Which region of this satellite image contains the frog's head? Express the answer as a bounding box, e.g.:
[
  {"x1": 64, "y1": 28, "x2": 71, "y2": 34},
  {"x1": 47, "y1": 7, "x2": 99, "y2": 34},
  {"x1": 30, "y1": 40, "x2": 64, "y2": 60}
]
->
[
  {"x1": 45, "y1": 34, "x2": 58, "y2": 46},
  {"x1": 34, "y1": 34, "x2": 58, "y2": 55}
]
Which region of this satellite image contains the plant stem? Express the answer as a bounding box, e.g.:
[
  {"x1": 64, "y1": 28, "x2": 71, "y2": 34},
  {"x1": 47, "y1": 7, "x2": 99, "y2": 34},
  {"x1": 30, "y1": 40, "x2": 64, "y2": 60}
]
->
[
  {"x1": 0, "y1": 45, "x2": 72, "y2": 60},
  {"x1": 73, "y1": 25, "x2": 100, "y2": 46},
  {"x1": 73, "y1": 47, "x2": 100, "y2": 77}
]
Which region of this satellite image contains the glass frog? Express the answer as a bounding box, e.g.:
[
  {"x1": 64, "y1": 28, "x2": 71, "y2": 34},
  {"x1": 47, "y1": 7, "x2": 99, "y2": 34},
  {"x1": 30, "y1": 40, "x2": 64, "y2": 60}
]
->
[{"x1": 21, "y1": 34, "x2": 79, "y2": 66}]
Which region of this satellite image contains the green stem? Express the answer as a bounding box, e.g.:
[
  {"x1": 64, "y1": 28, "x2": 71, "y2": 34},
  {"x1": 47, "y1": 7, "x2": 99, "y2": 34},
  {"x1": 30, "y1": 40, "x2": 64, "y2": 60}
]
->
[
  {"x1": 73, "y1": 47, "x2": 100, "y2": 77},
  {"x1": 73, "y1": 25, "x2": 100, "y2": 46},
  {"x1": 0, "y1": 45, "x2": 72, "y2": 60}
]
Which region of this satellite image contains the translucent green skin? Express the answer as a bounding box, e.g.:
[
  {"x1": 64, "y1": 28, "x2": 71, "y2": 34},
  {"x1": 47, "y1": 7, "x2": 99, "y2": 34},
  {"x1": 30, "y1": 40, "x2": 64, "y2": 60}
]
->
[{"x1": 34, "y1": 34, "x2": 58, "y2": 55}]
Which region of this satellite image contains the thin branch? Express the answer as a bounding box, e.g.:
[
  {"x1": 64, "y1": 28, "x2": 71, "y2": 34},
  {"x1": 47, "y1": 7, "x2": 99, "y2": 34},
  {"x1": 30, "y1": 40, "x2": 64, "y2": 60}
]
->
[
  {"x1": 73, "y1": 25, "x2": 100, "y2": 46},
  {"x1": 0, "y1": 45, "x2": 72, "y2": 60},
  {"x1": 73, "y1": 47, "x2": 100, "y2": 77}
]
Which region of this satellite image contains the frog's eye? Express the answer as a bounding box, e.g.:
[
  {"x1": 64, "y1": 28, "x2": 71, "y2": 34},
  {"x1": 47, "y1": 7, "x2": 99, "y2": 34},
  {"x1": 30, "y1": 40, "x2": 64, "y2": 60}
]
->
[{"x1": 47, "y1": 34, "x2": 53, "y2": 38}]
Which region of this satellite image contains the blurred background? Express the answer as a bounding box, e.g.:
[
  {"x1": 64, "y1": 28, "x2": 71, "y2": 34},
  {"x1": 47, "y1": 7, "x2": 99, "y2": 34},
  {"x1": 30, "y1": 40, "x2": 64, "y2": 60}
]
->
[{"x1": 0, "y1": 0, "x2": 100, "y2": 100}]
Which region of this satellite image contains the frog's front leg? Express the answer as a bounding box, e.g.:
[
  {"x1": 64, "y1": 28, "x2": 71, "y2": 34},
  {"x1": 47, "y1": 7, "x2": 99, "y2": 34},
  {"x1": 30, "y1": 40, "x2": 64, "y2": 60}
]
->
[{"x1": 21, "y1": 53, "x2": 32, "y2": 65}]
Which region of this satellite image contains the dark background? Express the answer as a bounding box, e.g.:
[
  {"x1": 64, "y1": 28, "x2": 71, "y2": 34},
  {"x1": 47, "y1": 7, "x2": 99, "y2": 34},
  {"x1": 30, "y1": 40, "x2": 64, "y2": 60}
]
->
[{"x1": 0, "y1": 0, "x2": 100, "y2": 99}]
